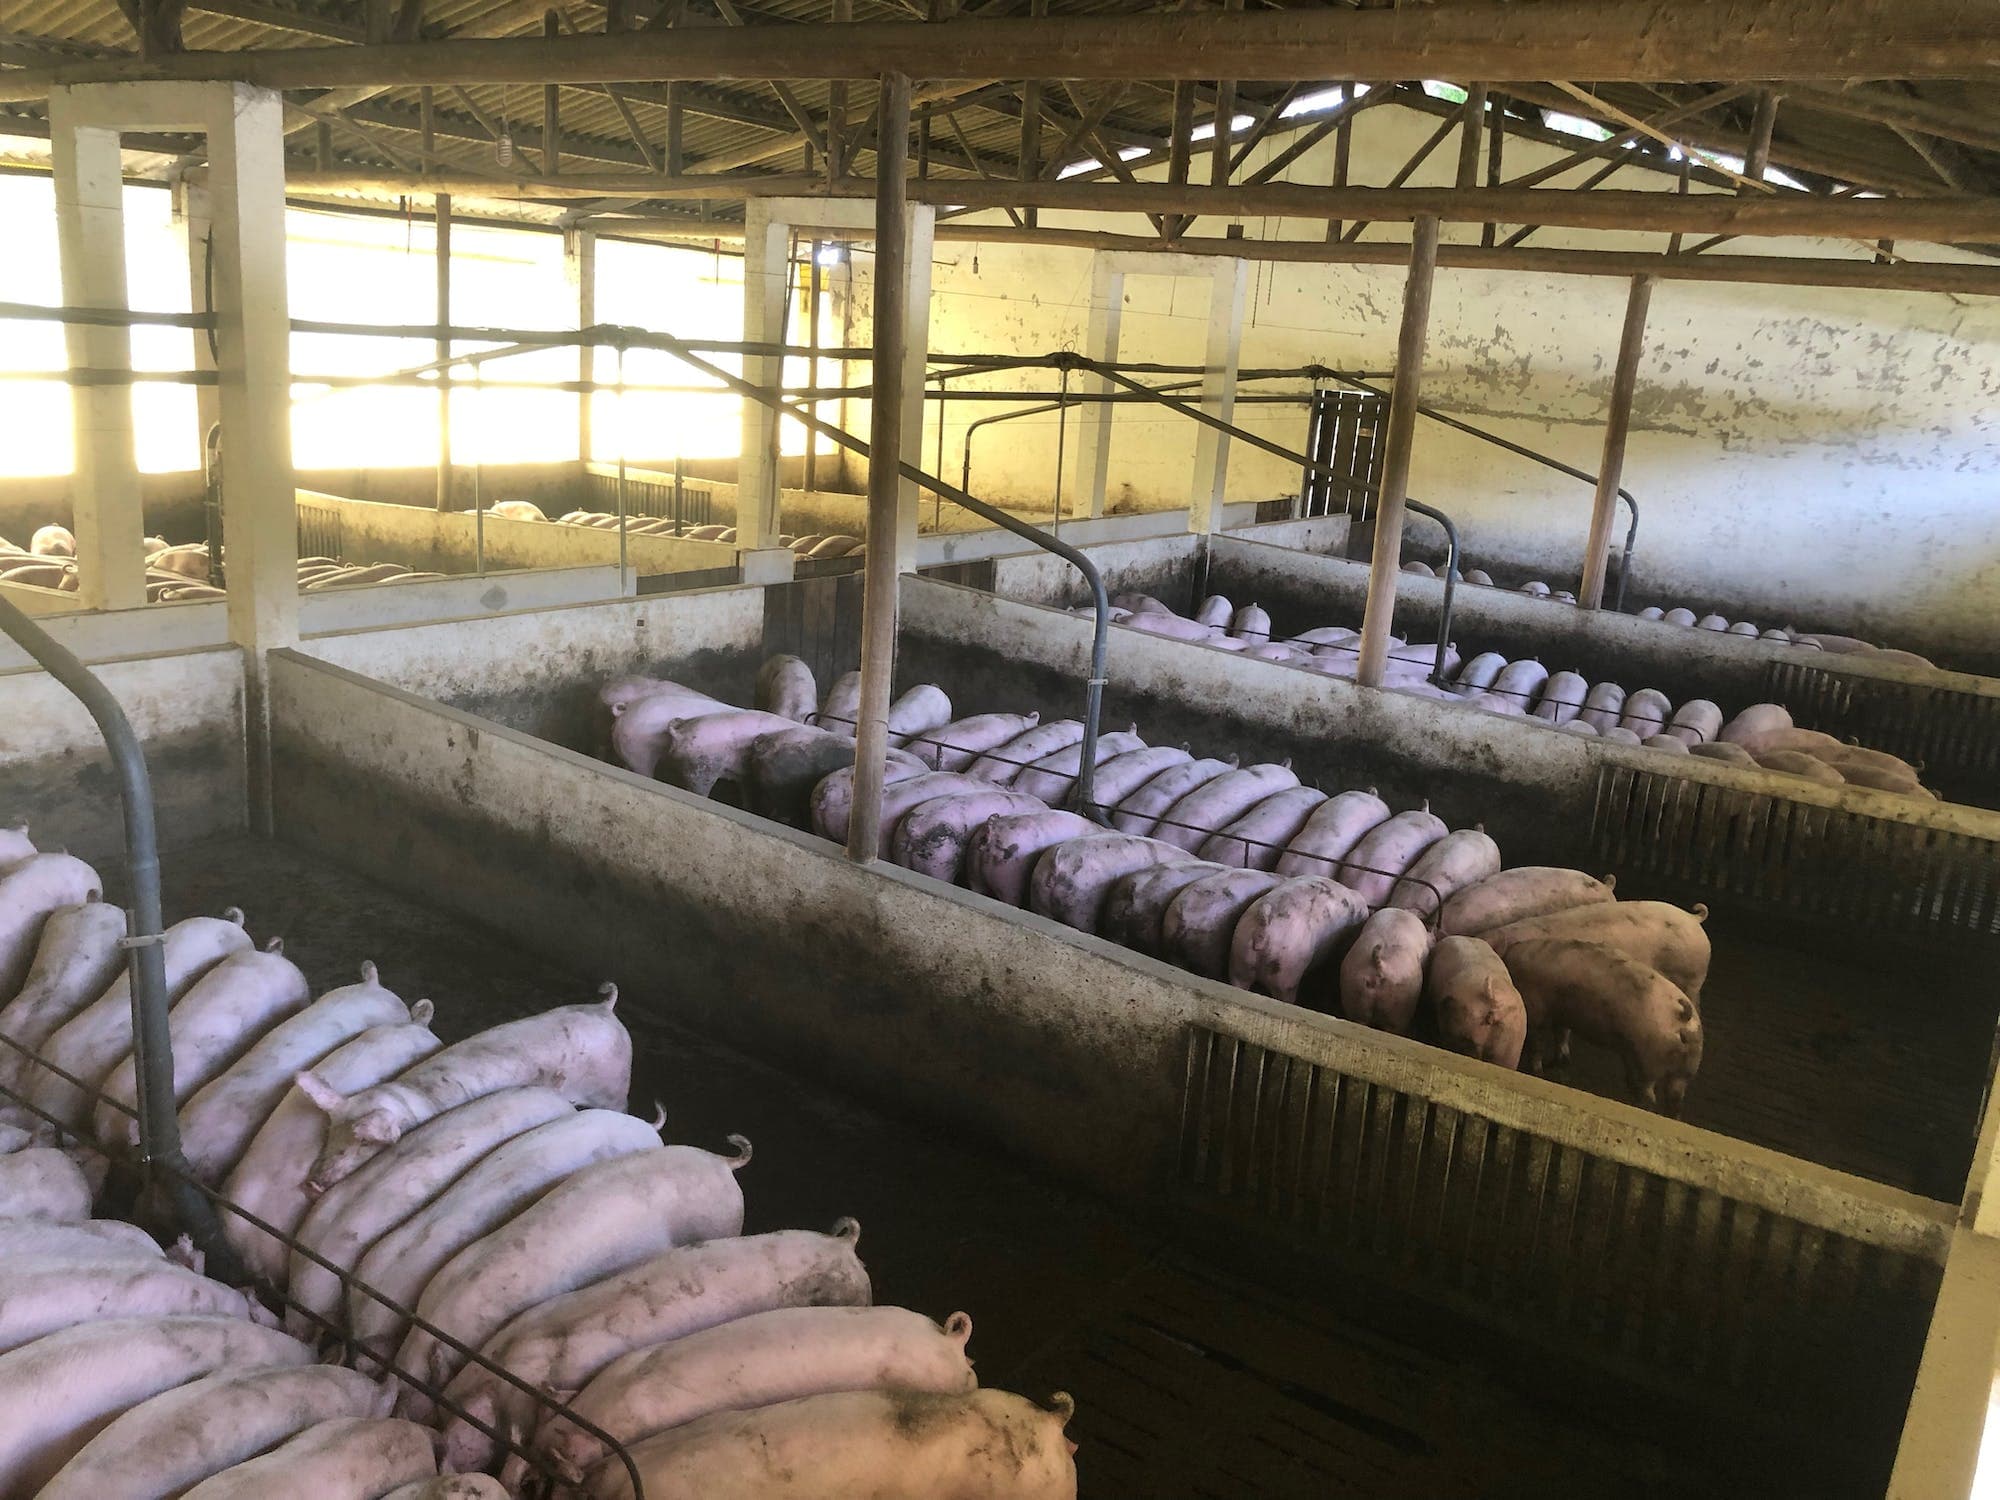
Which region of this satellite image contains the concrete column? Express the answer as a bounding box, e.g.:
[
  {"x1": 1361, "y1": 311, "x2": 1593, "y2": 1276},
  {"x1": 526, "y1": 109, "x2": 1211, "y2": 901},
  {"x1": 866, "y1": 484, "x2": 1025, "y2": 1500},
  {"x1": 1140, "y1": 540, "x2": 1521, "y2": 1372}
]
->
[
  {"x1": 171, "y1": 177, "x2": 222, "y2": 449},
  {"x1": 564, "y1": 227, "x2": 596, "y2": 461},
  {"x1": 737, "y1": 202, "x2": 789, "y2": 551},
  {"x1": 48, "y1": 92, "x2": 147, "y2": 612},
  {"x1": 1188, "y1": 258, "x2": 1248, "y2": 534},
  {"x1": 891, "y1": 204, "x2": 935, "y2": 574},
  {"x1": 1069, "y1": 257, "x2": 1123, "y2": 519}
]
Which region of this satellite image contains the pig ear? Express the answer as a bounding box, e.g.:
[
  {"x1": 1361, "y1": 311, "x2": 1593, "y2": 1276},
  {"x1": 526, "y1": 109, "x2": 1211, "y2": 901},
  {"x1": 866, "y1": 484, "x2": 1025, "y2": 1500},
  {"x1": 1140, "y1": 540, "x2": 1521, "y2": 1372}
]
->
[
  {"x1": 293, "y1": 1070, "x2": 348, "y2": 1116},
  {"x1": 349, "y1": 1110, "x2": 400, "y2": 1146}
]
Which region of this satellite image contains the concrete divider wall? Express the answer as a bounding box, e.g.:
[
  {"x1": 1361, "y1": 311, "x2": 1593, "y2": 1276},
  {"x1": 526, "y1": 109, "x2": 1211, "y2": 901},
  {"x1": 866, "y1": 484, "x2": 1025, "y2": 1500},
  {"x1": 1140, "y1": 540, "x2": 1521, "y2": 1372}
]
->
[
  {"x1": 303, "y1": 583, "x2": 765, "y2": 749},
  {"x1": 0, "y1": 645, "x2": 245, "y2": 859}
]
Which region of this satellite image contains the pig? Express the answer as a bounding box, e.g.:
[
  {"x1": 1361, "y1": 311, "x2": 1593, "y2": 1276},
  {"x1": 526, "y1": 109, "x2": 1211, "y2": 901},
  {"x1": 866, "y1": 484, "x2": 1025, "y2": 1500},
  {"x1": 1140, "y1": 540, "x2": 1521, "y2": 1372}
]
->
[
  {"x1": 1663, "y1": 699, "x2": 1723, "y2": 745},
  {"x1": 658, "y1": 709, "x2": 804, "y2": 797},
  {"x1": 1533, "y1": 671, "x2": 1588, "y2": 725},
  {"x1": 1754, "y1": 749, "x2": 1845, "y2": 786},
  {"x1": 1338, "y1": 807, "x2": 1448, "y2": 907},
  {"x1": 817, "y1": 670, "x2": 863, "y2": 736},
  {"x1": 1028, "y1": 834, "x2": 1192, "y2": 933},
  {"x1": 1101, "y1": 862, "x2": 1228, "y2": 956},
  {"x1": 1153, "y1": 764, "x2": 1302, "y2": 853},
  {"x1": 495, "y1": 1222, "x2": 873, "y2": 1485},
  {"x1": 0, "y1": 853, "x2": 103, "y2": 1003},
  {"x1": 964, "y1": 810, "x2": 1098, "y2": 907},
  {"x1": 1161, "y1": 869, "x2": 1285, "y2": 978},
  {"x1": 1617, "y1": 687, "x2": 1673, "y2": 737},
  {"x1": 608, "y1": 687, "x2": 732, "y2": 776},
  {"x1": 1558, "y1": 720, "x2": 1598, "y2": 736},
  {"x1": 1230, "y1": 603, "x2": 1273, "y2": 641},
  {"x1": 1454, "y1": 652, "x2": 1508, "y2": 692},
  {"x1": 1480, "y1": 898, "x2": 1711, "y2": 1003},
  {"x1": 1500, "y1": 939, "x2": 1702, "y2": 1111},
  {"x1": 1112, "y1": 592, "x2": 1172, "y2": 615},
  {"x1": 1735, "y1": 725, "x2": 1847, "y2": 758},
  {"x1": 0, "y1": 903, "x2": 127, "y2": 1101},
  {"x1": 1423, "y1": 937, "x2": 1527, "y2": 1067},
  {"x1": 891, "y1": 790, "x2": 1048, "y2": 883},
  {"x1": 0, "y1": 824, "x2": 33, "y2": 875},
  {"x1": 1227, "y1": 877, "x2": 1371, "y2": 1006},
  {"x1": 28, "y1": 911, "x2": 253, "y2": 1138},
  {"x1": 1199, "y1": 786, "x2": 1328, "y2": 870},
  {"x1": 1825, "y1": 753, "x2": 1924, "y2": 796},
  {"x1": 1435, "y1": 866, "x2": 1615, "y2": 938},
  {"x1": 1645, "y1": 735, "x2": 1691, "y2": 754},
  {"x1": 1663, "y1": 607, "x2": 1697, "y2": 627},
  {"x1": 755, "y1": 655, "x2": 818, "y2": 723},
  {"x1": 1401, "y1": 560, "x2": 1435, "y2": 577},
  {"x1": 590, "y1": 1388, "x2": 1078, "y2": 1500},
  {"x1": 0, "y1": 1316, "x2": 315, "y2": 1500},
  {"x1": 0, "y1": 1147, "x2": 92, "y2": 1221},
  {"x1": 38, "y1": 1368, "x2": 394, "y2": 1500},
  {"x1": 392, "y1": 1139, "x2": 753, "y2": 1415},
  {"x1": 221, "y1": 1021, "x2": 442, "y2": 1284},
  {"x1": 885, "y1": 685, "x2": 954, "y2": 745},
  {"x1": 1194, "y1": 595, "x2": 1234, "y2": 629},
  {"x1": 901, "y1": 712, "x2": 1041, "y2": 772},
  {"x1": 1389, "y1": 641, "x2": 1462, "y2": 678},
  {"x1": 1386, "y1": 827, "x2": 1502, "y2": 919},
  {"x1": 1689, "y1": 740, "x2": 1757, "y2": 767},
  {"x1": 1635, "y1": 605, "x2": 1665, "y2": 621},
  {"x1": 1295, "y1": 626, "x2": 1360, "y2": 648},
  {"x1": 0, "y1": 1262, "x2": 271, "y2": 1356},
  {"x1": 1338, "y1": 908, "x2": 1430, "y2": 1032},
  {"x1": 746, "y1": 728, "x2": 925, "y2": 829},
  {"x1": 177, "y1": 1418, "x2": 438, "y2": 1500},
  {"x1": 1109, "y1": 756, "x2": 1237, "y2": 836},
  {"x1": 0, "y1": 1217, "x2": 163, "y2": 1263},
  {"x1": 92, "y1": 941, "x2": 313, "y2": 1148},
  {"x1": 1575, "y1": 682, "x2": 1628, "y2": 734},
  {"x1": 520, "y1": 1307, "x2": 975, "y2": 1485},
  {"x1": 1727, "y1": 620, "x2": 1760, "y2": 637},
  {"x1": 1694, "y1": 614, "x2": 1728, "y2": 631},
  {"x1": 1601, "y1": 727, "x2": 1644, "y2": 746},
  {"x1": 348, "y1": 1107, "x2": 668, "y2": 1366},
  {"x1": 966, "y1": 720, "x2": 1086, "y2": 783},
  {"x1": 1872, "y1": 648, "x2": 1936, "y2": 670},
  {"x1": 1488, "y1": 658, "x2": 1549, "y2": 710},
  {"x1": 286, "y1": 1085, "x2": 576, "y2": 1340},
  {"x1": 1124, "y1": 612, "x2": 1214, "y2": 643},
  {"x1": 1760, "y1": 627, "x2": 1793, "y2": 645},
  {"x1": 301, "y1": 988, "x2": 631, "y2": 1193},
  {"x1": 177, "y1": 965, "x2": 416, "y2": 1186},
  {"x1": 850, "y1": 773, "x2": 1009, "y2": 858},
  {"x1": 1522, "y1": 581, "x2": 1552, "y2": 597},
  {"x1": 1087, "y1": 746, "x2": 1194, "y2": 813},
  {"x1": 382, "y1": 1481, "x2": 509, "y2": 1500},
  {"x1": 1465, "y1": 569, "x2": 1494, "y2": 587},
  {"x1": 29, "y1": 524, "x2": 76, "y2": 557},
  {"x1": 1010, "y1": 729, "x2": 1147, "y2": 806},
  {"x1": 1273, "y1": 789, "x2": 1391, "y2": 879},
  {"x1": 1718, "y1": 703, "x2": 1792, "y2": 745}
]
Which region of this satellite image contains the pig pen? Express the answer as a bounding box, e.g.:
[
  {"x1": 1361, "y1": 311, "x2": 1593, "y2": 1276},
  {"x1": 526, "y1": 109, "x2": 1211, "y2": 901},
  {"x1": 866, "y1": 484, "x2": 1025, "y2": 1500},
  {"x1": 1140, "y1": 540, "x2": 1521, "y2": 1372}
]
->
[{"x1": 261, "y1": 583, "x2": 1958, "y2": 1494}]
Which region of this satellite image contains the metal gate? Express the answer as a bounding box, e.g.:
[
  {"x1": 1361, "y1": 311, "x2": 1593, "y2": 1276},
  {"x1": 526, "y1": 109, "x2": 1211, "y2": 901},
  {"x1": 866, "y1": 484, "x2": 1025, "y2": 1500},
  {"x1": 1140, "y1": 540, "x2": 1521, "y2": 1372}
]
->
[
  {"x1": 296, "y1": 495, "x2": 344, "y2": 561},
  {"x1": 1769, "y1": 657, "x2": 2000, "y2": 805},
  {"x1": 1300, "y1": 389, "x2": 1389, "y2": 521}
]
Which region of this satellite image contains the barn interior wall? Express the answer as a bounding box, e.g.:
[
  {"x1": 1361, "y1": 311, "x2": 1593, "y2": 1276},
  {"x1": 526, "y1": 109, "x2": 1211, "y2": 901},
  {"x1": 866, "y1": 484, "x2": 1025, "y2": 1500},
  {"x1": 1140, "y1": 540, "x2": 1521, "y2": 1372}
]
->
[{"x1": 892, "y1": 101, "x2": 2000, "y2": 658}]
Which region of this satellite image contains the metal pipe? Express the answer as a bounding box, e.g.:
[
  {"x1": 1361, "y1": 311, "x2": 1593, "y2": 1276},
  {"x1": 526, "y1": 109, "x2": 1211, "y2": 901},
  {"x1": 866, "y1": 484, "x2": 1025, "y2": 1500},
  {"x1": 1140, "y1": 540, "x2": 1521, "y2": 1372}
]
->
[
  {"x1": 0, "y1": 593, "x2": 232, "y2": 1272},
  {"x1": 1405, "y1": 498, "x2": 1459, "y2": 685},
  {"x1": 844, "y1": 70, "x2": 912, "y2": 867}
]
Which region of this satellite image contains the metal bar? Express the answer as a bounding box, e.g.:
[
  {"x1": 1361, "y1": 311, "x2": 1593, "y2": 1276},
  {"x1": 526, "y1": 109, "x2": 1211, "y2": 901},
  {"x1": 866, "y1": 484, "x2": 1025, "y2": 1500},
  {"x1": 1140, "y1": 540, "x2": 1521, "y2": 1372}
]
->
[
  {"x1": 0, "y1": 593, "x2": 229, "y2": 1271},
  {"x1": 1356, "y1": 214, "x2": 1440, "y2": 688},
  {"x1": 1580, "y1": 274, "x2": 1653, "y2": 608},
  {"x1": 844, "y1": 70, "x2": 911, "y2": 866}
]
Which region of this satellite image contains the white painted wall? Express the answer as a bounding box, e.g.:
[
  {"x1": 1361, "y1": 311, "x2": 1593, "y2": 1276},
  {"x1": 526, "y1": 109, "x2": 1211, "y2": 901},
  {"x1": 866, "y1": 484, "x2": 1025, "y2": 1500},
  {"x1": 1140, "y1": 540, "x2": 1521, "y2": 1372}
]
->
[{"x1": 880, "y1": 100, "x2": 2000, "y2": 659}]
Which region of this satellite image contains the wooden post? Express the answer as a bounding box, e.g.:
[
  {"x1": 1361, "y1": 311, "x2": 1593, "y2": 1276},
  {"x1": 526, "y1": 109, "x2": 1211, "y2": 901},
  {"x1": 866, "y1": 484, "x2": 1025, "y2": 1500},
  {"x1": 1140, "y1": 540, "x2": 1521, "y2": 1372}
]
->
[
  {"x1": 434, "y1": 191, "x2": 453, "y2": 510},
  {"x1": 1326, "y1": 90, "x2": 1351, "y2": 242},
  {"x1": 845, "y1": 70, "x2": 911, "y2": 865},
  {"x1": 1579, "y1": 274, "x2": 1653, "y2": 610},
  {"x1": 1355, "y1": 214, "x2": 1439, "y2": 689},
  {"x1": 565, "y1": 227, "x2": 595, "y2": 461},
  {"x1": 1481, "y1": 92, "x2": 1503, "y2": 245},
  {"x1": 543, "y1": 11, "x2": 561, "y2": 174},
  {"x1": 1455, "y1": 83, "x2": 1486, "y2": 188},
  {"x1": 1742, "y1": 89, "x2": 1778, "y2": 193},
  {"x1": 665, "y1": 83, "x2": 683, "y2": 172}
]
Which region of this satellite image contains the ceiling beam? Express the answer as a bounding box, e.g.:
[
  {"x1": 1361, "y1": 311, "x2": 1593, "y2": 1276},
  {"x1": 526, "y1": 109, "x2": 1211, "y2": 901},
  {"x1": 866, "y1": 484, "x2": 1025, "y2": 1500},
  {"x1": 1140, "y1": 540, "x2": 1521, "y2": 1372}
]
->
[
  {"x1": 276, "y1": 170, "x2": 2000, "y2": 244},
  {"x1": 6, "y1": 0, "x2": 1999, "y2": 98}
]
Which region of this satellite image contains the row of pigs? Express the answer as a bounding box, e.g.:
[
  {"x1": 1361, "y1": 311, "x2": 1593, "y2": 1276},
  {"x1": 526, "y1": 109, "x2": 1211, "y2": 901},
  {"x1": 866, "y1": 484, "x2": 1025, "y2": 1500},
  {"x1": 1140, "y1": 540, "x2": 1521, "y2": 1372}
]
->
[
  {"x1": 481, "y1": 501, "x2": 864, "y2": 561},
  {"x1": 0, "y1": 527, "x2": 446, "y2": 601},
  {"x1": 0, "y1": 837, "x2": 1078, "y2": 1499},
  {"x1": 1104, "y1": 591, "x2": 1932, "y2": 798},
  {"x1": 609, "y1": 658, "x2": 1708, "y2": 1115}
]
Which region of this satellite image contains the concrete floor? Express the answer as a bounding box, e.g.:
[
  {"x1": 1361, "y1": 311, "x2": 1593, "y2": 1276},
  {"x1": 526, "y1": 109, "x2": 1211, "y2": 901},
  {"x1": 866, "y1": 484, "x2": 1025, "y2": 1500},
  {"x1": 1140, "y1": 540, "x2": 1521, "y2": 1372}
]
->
[{"x1": 112, "y1": 831, "x2": 1909, "y2": 1499}]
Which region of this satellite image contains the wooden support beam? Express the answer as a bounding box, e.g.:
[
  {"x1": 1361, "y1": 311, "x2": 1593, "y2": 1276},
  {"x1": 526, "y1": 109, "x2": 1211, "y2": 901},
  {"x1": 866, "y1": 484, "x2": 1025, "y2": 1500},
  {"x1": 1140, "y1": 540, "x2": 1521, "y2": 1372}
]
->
[
  {"x1": 1787, "y1": 82, "x2": 2000, "y2": 158},
  {"x1": 1741, "y1": 87, "x2": 1779, "y2": 193},
  {"x1": 1503, "y1": 84, "x2": 1748, "y2": 189},
  {"x1": 434, "y1": 190, "x2": 453, "y2": 512},
  {"x1": 1243, "y1": 84, "x2": 1379, "y2": 189},
  {"x1": 1579, "y1": 274, "x2": 1651, "y2": 609},
  {"x1": 1342, "y1": 105, "x2": 1464, "y2": 243},
  {"x1": 1225, "y1": 82, "x2": 1300, "y2": 176},
  {"x1": 1456, "y1": 83, "x2": 1487, "y2": 189},
  {"x1": 1502, "y1": 154, "x2": 1625, "y2": 247},
  {"x1": 1166, "y1": 78, "x2": 1195, "y2": 237},
  {"x1": 846, "y1": 68, "x2": 911, "y2": 866},
  {"x1": 666, "y1": 82, "x2": 683, "y2": 173},
  {"x1": 11, "y1": 0, "x2": 2000, "y2": 96},
  {"x1": 826, "y1": 0, "x2": 849, "y2": 175},
  {"x1": 1357, "y1": 213, "x2": 1439, "y2": 690},
  {"x1": 542, "y1": 11, "x2": 560, "y2": 175},
  {"x1": 1481, "y1": 90, "x2": 1504, "y2": 245}
]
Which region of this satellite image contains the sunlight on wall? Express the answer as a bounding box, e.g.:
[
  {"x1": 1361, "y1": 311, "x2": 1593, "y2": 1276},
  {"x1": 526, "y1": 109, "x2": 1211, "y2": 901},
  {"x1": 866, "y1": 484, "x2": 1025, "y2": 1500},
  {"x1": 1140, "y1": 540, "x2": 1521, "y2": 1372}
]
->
[{"x1": 0, "y1": 174, "x2": 823, "y2": 479}]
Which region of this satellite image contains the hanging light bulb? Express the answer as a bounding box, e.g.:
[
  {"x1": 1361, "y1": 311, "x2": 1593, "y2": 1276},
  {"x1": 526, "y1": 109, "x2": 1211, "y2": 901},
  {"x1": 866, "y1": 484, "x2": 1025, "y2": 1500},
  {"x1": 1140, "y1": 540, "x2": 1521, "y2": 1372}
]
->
[{"x1": 497, "y1": 88, "x2": 513, "y2": 166}]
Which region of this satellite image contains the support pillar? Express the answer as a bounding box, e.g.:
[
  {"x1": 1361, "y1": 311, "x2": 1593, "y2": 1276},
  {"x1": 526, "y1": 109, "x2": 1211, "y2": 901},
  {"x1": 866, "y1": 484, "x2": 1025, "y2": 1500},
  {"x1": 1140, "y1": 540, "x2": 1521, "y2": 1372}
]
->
[
  {"x1": 1188, "y1": 258, "x2": 1248, "y2": 534},
  {"x1": 737, "y1": 194, "x2": 932, "y2": 572},
  {"x1": 1579, "y1": 275, "x2": 1652, "y2": 610},
  {"x1": 1068, "y1": 256, "x2": 1122, "y2": 519},
  {"x1": 48, "y1": 94, "x2": 146, "y2": 612},
  {"x1": 564, "y1": 227, "x2": 596, "y2": 461},
  {"x1": 434, "y1": 192, "x2": 453, "y2": 510},
  {"x1": 172, "y1": 177, "x2": 222, "y2": 450},
  {"x1": 1356, "y1": 215, "x2": 1440, "y2": 689}
]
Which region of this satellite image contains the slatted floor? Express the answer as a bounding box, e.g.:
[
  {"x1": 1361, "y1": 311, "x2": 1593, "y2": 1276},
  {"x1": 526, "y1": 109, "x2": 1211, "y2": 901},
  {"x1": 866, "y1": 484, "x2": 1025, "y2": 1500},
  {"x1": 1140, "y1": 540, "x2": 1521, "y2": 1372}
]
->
[{"x1": 132, "y1": 835, "x2": 1905, "y2": 1499}]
